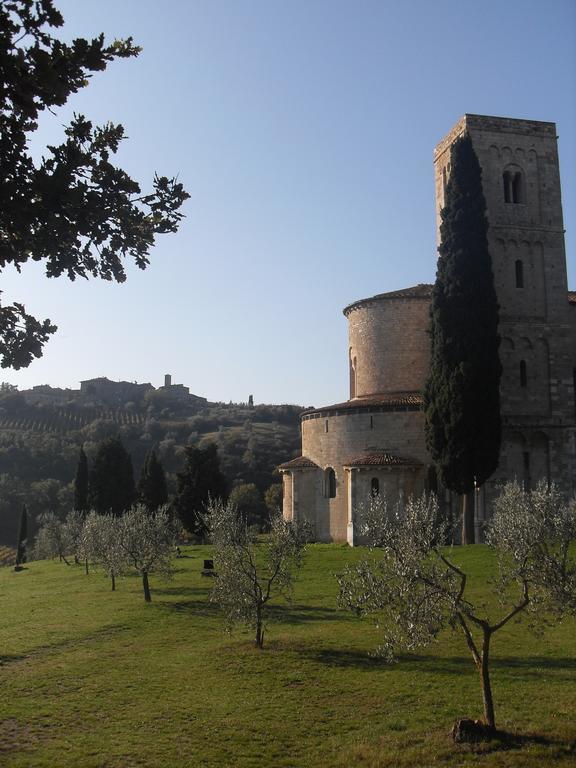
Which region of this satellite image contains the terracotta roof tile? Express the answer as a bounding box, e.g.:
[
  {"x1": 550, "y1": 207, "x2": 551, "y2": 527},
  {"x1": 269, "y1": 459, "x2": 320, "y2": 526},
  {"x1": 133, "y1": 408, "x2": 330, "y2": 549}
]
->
[
  {"x1": 277, "y1": 456, "x2": 319, "y2": 470},
  {"x1": 344, "y1": 284, "x2": 433, "y2": 315},
  {"x1": 345, "y1": 286, "x2": 576, "y2": 315},
  {"x1": 344, "y1": 451, "x2": 422, "y2": 467},
  {"x1": 303, "y1": 392, "x2": 423, "y2": 417}
]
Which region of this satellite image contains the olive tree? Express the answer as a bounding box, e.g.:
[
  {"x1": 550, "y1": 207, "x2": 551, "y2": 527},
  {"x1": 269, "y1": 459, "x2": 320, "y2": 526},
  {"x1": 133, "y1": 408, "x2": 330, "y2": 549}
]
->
[
  {"x1": 34, "y1": 512, "x2": 71, "y2": 564},
  {"x1": 117, "y1": 505, "x2": 177, "y2": 602},
  {"x1": 488, "y1": 482, "x2": 576, "y2": 616},
  {"x1": 64, "y1": 509, "x2": 86, "y2": 567},
  {"x1": 81, "y1": 511, "x2": 126, "y2": 591},
  {"x1": 337, "y1": 484, "x2": 576, "y2": 736},
  {"x1": 207, "y1": 498, "x2": 307, "y2": 648}
]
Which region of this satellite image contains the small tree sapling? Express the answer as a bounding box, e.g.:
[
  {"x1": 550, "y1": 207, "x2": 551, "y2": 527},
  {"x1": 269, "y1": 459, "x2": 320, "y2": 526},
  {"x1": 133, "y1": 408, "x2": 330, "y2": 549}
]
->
[
  {"x1": 337, "y1": 484, "x2": 575, "y2": 735},
  {"x1": 207, "y1": 498, "x2": 307, "y2": 648},
  {"x1": 117, "y1": 505, "x2": 177, "y2": 602},
  {"x1": 81, "y1": 511, "x2": 126, "y2": 591}
]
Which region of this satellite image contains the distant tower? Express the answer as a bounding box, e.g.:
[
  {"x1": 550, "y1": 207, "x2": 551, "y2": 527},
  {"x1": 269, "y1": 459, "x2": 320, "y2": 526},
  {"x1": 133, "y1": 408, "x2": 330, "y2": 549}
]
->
[
  {"x1": 434, "y1": 115, "x2": 575, "y2": 504},
  {"x1": 164, "y1": 374, "x2": 172, "y2": 388},
  {"x1": 248, "y1": 394, "x2": 254, "y2": 408}
]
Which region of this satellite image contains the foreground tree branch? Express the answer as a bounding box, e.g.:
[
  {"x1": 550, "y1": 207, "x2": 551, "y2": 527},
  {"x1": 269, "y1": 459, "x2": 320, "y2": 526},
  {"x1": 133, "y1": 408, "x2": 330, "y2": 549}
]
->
[{"x1": 0, "y1": 0, "x2": 189, "y2": 367}]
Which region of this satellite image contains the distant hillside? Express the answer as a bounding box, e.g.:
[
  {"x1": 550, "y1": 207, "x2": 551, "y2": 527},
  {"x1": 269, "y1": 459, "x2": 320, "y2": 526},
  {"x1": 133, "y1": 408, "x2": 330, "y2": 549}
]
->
[
  {"x1": 0, "y1": 389, "x2": 308, "y2": 546},
  {"x1": 0, "y1": 544, "x2": 15, "y2": 567},
  {"x1": 0, "y1": 402, "x2": 146, "y2": 432}
]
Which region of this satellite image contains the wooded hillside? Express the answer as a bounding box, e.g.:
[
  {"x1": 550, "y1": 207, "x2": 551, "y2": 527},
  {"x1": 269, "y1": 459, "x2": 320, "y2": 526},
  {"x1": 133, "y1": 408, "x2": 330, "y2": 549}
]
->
[{"x1": 0, "y1": 391, "x2": 306, "y2": 546}]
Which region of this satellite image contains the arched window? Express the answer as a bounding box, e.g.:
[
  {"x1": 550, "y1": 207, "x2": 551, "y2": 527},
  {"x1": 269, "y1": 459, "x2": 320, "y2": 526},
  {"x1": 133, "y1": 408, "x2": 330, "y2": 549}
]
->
[
  {"x1": 512, "y1": 172, "x2": 524, "y2": 203},
  {"x1": 503, "y1": 168, "x2": 525, "y2": 204},
  {"x1": 371, "y1": 477, "x2": 380, "y2": 496},
  {"x1": 520, "y1": 360, "x2": 527, "y2": 387},
  {"x1": 325, "y1": 419, "x2": 329, "y2": 433},
  {"x1": 324, "y1": 468, "x2": 336, "y2": 498},
  {"x1": 515, "y1": 259, "x2": 524, "y2": 288},
  {"x1": 503, "y1": 171, "x2": 512, "y2": 203}
]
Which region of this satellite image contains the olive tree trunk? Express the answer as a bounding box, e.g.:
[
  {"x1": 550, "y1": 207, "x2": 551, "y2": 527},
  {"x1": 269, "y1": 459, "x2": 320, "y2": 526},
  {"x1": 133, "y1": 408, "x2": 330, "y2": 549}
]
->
[
  {"x1": 479, "y1": 628, "x2": 496, "y2": 730},
  {"x1": 142, "y1": 570, "x2": 151, "y2": 602},
  {"x1": 255, "y1": 603, "x2": 264, "y2": 648}
]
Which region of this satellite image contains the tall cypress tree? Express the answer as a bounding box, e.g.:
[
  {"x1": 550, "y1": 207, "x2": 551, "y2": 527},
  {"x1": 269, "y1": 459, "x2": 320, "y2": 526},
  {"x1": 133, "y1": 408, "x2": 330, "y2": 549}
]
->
[
  {"x1": 138, "y1": 449, "x2": 168, "y2": 512},
  {"x1": 88, "y1": 436, "x2": 135, "y2": 515},
  {"x1": 173, "y1": 443, "x2": 228, "y2": 539},
  {"x1": 424, "y1": 133, "x2": 502, "y2": 544},
  {"x1": 73, "y1": 446, "x2": 89, "y2": 513},
  {"x1": 15, "y1": 504, "x2": 27, "y2": 568}
]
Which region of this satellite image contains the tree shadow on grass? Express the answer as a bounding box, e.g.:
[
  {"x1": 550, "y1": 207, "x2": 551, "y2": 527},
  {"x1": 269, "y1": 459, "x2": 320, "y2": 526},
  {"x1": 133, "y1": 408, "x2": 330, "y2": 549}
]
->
[
  {"x1": 155, "y1": 595, "x2": 220, "y2": 618},
  {"x1": 265, "y1": 603, "x2": 345, "y2": 625},
  {"x1": 290, "y1": 648, "x2": 575, "y2": 758},
  {"x1": 295, "y1": 646, "x2": 390, "y2": 670},
  {"x1": 406, "y1": 653, "x2": 576, "y2": 681},
  {"x1": 152, "y1": 585, "x2": 210, "y2": 597},
  {"x1": 0, "y1": 622, "x2": 133, "y2": 665},
  {"x1": 154, "y1": 591, "x2": 343, "y2": 625},
  {"x1": 295, "y1": 647, "x2": 576, "y2": 680},
  {"x1": 458, "y1": 730, "x2": 575, "y2": 758}
]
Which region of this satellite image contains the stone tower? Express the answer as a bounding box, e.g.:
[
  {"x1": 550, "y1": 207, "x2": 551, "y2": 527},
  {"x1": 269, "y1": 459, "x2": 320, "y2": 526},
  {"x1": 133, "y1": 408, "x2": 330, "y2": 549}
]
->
[
  {"x1": 434, "y1": 115, "x2": 575, "y2": 514},
  {"x1": 280, "y1": 114, "x2": 575, "y2": 544}
]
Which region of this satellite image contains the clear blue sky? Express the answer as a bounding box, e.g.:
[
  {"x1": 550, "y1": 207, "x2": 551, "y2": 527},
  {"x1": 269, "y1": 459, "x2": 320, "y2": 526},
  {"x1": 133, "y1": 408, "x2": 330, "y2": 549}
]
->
[{"x1": 2, "y1": 0, "x2": 575, "y2": 407}]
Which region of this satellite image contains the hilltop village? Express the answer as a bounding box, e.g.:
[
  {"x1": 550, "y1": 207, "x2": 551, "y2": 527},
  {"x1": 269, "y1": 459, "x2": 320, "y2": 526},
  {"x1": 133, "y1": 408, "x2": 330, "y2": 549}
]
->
[
  {"x1": 0, "y1": 374, "x2": 304, "y2": 546},
  {"x1": 18, "y1": 373, "x2": 207, "y2": 408}
]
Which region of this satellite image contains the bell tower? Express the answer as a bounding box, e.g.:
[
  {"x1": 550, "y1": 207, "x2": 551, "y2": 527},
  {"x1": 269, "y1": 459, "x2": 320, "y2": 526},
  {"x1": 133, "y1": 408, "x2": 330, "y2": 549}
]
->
[{"x1": 434, "y1": 115, "x2": 575, "y2": 500}]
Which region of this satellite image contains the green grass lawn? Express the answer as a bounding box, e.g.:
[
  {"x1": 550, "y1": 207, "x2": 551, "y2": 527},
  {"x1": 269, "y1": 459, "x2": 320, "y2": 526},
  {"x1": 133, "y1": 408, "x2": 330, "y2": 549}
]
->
[{"x1": 0, "y1": 545, "x2": 574, "y2": 767}]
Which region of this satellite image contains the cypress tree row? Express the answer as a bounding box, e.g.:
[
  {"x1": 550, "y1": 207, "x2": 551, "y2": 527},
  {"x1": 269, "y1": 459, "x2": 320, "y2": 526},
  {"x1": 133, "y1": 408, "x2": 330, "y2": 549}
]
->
[
  {"x1": 137, "y1": 449, "x2": 168, "y2": 513},
  {"x1": 173, "y1": 443, "x2": 228, "y2": 540},
  {"x1": 424, "y1": 133, "x2": 502, "y2": 543},
  {"x1": 73, "y1": 446, "x2": 89, "y2": 513},
  {"x1": 88, "y1": 436, "x2": 135, "y2": 515}
]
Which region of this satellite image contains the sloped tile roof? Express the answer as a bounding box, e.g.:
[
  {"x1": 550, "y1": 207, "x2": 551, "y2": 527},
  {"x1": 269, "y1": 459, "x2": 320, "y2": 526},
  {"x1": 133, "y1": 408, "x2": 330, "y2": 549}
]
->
[
  {"x1": 344, "y1": 284, "x2": 433, "y2": 315},
  {"x1": 277, "y1": 456, "x2": 319, "y2": 470},
  {"x1": 303, "y1": 392, "x2": 423, "y2": 417},
  {"x1": 345, "y1": 286, "x2": 576, "y2": 315},
  {"x1": 343, "y1": 451, "x2": 422, "y2": 467}
]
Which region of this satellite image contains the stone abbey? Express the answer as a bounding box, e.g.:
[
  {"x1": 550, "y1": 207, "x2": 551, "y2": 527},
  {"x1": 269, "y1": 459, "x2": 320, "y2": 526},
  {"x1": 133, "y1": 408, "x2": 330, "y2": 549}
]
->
[{"x1": 280, "y1": 114, "x2": 576, "y2": 543}]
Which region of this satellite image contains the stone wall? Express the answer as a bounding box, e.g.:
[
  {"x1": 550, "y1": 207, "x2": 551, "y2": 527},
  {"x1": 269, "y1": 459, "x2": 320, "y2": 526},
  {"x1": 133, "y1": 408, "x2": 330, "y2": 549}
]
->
[
  {"x1": 300, "y1": 408, "x2": 430, "y2": 541},
  {"x1": 348, "y1": 467, "x2": 424, "y2": 545},
  {"x1": 302, "y1": 409, "x2": 429, "y2": 467},
  {"x1": 345, "y1": 296, "x2": 431, "y2": 398},
  {"x1": 296, "y1": 470, "x2": 319, "y2": 531}
]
